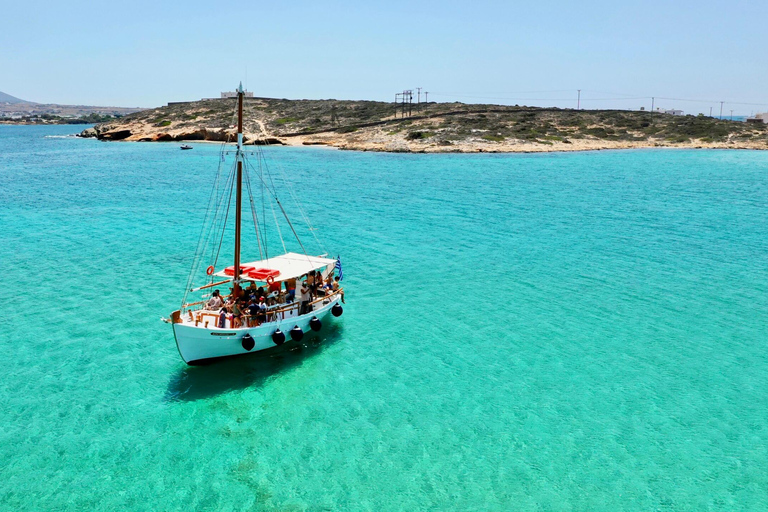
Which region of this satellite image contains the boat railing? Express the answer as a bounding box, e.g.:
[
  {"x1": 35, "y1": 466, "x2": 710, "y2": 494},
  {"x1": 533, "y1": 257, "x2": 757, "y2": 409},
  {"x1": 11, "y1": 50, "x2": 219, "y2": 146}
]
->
[{"x1": 183, "y1": 288, "x2": 343, "y2": 328}]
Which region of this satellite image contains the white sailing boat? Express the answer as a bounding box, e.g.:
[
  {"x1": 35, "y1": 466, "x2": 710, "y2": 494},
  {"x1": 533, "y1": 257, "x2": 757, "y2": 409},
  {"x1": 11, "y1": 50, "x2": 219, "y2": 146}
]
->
[{"x1": 165, "y1": 84, "x2": 345, "y2": 365}]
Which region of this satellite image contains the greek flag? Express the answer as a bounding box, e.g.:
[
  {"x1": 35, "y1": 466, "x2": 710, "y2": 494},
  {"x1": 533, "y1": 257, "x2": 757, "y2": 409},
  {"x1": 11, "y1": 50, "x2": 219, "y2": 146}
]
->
[{"x1": 335, "y1": 256, "x2": 343, "y2": 281}]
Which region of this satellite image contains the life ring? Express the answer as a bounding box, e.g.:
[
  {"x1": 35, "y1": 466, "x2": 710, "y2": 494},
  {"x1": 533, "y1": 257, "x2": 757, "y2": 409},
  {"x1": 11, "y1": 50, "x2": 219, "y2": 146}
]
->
[
  {"x1": 206, "y1": 265, "x2": 215, "y2": 276},
  {"x1": 266, "y1": 275, "x2": 275, "y2": 285}
]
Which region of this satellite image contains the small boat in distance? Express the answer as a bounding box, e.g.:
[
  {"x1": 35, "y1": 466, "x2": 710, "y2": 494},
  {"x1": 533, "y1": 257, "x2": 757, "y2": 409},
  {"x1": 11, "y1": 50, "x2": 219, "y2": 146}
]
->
[
  {"x1": 180, "y1": 144, "x2": 193, "y2": 150},
  {"x1": 164, "y1": 83, "x2": 345, "y2": 365}
]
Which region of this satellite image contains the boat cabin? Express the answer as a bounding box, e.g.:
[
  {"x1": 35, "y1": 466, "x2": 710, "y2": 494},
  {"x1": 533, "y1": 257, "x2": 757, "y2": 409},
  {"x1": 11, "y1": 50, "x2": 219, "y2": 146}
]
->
[{"x1": 179, "y1": 252, "x2": 342, "y2": 330}]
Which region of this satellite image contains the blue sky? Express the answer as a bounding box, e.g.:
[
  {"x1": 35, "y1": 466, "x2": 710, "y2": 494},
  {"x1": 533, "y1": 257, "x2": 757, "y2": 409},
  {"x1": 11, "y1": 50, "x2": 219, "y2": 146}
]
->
[{"x1": 2, "y1": 0, "x2": 766, "y2": 115}]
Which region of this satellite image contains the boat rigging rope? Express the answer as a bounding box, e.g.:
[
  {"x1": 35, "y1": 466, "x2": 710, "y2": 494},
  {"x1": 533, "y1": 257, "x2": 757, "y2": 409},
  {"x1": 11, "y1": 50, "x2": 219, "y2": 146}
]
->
[
  {"x1": 211, "y1": 166, "x2": 236, "y2": 274},
  {"x1": 242, "y1": 155, "x2": 265, "y2": 260},
  {"x1": 180, "y1": 98, "x2": 245, "y2": 308},
  {"x1": 245, "y1": 156, "x2": 310, "y2": 258},
  {"x1": 250, "y1": 117, "x2": 328, "y2": 257},
  {"x1": 260, "y1": 151, "x2": 294, "y2": 253},
  {"x1": 244, "y1": 153, "x2": 270, "y2": 260},
  {"x1": 206, "y1": 99, "x2": 244, "y2": 272},
  {"x1": 205, "y1": 161, "x2": 236, "y2": 272},
  {"x1": 269, "y1": 185, "x2": 288, "y2": 254},
  {"x1": 181, "y1": 140, "x2": 235, "y2": 306},
  {"x1": 183, "y1": 98, "x2": 336, "y2": 308},
  {"x1": 259, "y1": 151, "x2": 269, "y2": 260},
  {"x1": 259, "y1": 145, "x2": 328, "y2": 256}
]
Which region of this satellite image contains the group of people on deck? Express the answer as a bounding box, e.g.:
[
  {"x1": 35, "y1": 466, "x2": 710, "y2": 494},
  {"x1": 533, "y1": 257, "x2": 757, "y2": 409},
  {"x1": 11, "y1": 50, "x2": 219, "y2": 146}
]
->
[{"x1": 204, "y1": 269, "x2": 344, "y2": 329}]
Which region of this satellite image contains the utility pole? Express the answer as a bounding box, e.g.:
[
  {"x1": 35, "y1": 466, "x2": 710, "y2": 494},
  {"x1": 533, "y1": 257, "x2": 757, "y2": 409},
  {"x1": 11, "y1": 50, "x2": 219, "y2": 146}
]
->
[
  {"x1": 719, "y1": 101, "x2": 724, "y2": 120},
  {"x1": 394, "y1": 93, "x2": 400, "y2": 118},
  {"x1": 425, "y1": 92, "x2": 429, "y2": 103},
  {"x1": 651, "y1": 97, "x2": 655, "y2": 114},
  {"x1": 397, "y1": 90, "x2": 413, "y2": 117},
  {"x1": 577, "y1": 89, "x2": 581, "y2": 110},
  {"x1": 709, "y1": 107, "x2": 713, "y2": 117},
  {"x1": 416, "y1": 87, "x2": 422, "y2": 105},
  {"x1": 408, "y1": 90, "x2": 413, "y2": 117},
  {"x1": 730, "y1": 109, "x2": 734, "y2": 121}
]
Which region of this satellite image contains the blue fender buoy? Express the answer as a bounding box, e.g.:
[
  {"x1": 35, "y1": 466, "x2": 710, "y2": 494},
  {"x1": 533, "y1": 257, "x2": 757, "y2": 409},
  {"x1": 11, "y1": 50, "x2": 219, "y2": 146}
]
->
[
  {"x1": 241, "y1": 333, "x2": 255, "y2": 351},
  {"x1": 309, "y1": 317, "x2": 322, "y2": 331},
  {"x1": 272, "y1": 329, "x2": 286, "y2": 346},
  {"x1": 332, "y1": 304, "x2": 343, "y2": 317},
  {"x1": 290, "y1": 325, "x2": 304, "y2": 342}
]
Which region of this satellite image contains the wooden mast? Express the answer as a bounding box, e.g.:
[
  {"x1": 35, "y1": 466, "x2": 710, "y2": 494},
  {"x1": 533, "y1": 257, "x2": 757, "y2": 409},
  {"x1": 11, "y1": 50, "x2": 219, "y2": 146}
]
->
[{"x1": 233, "y1": 82, "x2": 244, "y2": 298}]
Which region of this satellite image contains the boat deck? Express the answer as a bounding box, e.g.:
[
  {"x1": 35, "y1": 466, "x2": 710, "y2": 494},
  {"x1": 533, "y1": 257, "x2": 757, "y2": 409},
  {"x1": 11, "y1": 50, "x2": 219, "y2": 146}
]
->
[{"x1": 178, "y1": 289, "x2": 343, "y2": 330}]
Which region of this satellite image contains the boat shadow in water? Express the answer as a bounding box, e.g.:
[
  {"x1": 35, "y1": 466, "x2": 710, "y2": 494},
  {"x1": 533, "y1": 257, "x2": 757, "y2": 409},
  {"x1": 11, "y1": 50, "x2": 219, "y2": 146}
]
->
[{"x1": 165, "y1": 323, "x2": 345, "y2": 402}]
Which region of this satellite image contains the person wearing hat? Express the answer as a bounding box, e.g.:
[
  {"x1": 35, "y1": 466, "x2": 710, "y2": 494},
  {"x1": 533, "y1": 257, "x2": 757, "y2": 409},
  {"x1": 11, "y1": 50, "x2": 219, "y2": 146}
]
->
[{"x1": 257, "y1": 296, "x2": 268, "y2": 324}]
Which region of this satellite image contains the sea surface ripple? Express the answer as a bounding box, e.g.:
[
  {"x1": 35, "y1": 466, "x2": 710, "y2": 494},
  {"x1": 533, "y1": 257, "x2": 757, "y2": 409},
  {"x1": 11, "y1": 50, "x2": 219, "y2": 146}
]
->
[{"x1": 1, "y1": 125, "x2": 767, "y2": 510}]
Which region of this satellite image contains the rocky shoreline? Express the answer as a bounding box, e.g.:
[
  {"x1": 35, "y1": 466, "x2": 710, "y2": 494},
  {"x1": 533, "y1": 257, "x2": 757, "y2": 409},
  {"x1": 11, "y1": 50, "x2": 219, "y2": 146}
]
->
[{"x1": 79, "y1": 97, "x2": 768, "y2": 153}]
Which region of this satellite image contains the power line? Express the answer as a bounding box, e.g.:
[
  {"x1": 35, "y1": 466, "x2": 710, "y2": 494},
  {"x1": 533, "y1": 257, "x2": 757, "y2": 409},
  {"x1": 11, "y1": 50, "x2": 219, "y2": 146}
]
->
[
  {"x1": 424, "y1": 91, "x2": 768, "y2": 108},
  {"x1": 429, "y1": 93, "x2": 649, "y2": 102}
]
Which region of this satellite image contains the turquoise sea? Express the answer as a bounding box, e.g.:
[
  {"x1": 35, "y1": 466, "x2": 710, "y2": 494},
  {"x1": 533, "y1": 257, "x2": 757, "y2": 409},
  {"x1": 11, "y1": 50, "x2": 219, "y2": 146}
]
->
[{"x1": 1, "y1": 124, "x2": 767, "y2": 511}]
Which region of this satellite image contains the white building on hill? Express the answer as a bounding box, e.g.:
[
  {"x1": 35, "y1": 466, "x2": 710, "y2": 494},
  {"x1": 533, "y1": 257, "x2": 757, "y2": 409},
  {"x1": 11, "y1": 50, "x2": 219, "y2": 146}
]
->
[{"x1": 221, "y1": 91, "x2": 254, "y2": 99}]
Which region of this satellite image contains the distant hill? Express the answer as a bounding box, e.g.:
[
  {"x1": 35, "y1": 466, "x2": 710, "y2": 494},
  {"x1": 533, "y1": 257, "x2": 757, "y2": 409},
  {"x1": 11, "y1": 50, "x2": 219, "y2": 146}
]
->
[
  {"x1": 0, "y1": 95, "x2": 145, "y2": 120},
  {"x1": 0, "y1": 91, "x2": 30, "y2": 104},
  {"x1": 79, "y1": 96, "x2": 768, "y2": 153}
]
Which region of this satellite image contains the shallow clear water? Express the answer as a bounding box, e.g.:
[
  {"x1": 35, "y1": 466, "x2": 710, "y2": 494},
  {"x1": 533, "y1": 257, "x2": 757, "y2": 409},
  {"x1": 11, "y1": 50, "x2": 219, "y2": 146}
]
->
[{"x1": 1, "y1": 125, "x2": 767, "y2": 510}]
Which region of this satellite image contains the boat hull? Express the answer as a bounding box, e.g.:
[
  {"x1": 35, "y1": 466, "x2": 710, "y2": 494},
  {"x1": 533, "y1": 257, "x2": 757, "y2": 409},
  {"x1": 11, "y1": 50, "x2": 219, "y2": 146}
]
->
[{"x1": 172, "y1": 298, "x2": 341, "y2": 365}]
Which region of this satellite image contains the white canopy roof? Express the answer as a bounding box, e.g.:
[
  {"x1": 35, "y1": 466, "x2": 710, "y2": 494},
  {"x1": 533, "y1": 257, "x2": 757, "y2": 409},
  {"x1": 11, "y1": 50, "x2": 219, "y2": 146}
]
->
[{"x1": 214, "y1": 252, "x2": 336, "y2": 282}]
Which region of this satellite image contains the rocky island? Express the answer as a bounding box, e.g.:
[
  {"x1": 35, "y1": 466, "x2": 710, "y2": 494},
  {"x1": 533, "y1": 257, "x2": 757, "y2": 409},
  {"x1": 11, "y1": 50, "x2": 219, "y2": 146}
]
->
[{"x1": 80, "y1": 97, "x2": 768, "y2": 153}]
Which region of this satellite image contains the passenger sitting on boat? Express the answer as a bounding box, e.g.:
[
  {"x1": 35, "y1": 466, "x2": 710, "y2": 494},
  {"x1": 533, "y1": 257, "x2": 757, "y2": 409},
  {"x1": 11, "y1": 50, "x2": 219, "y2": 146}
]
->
[
  {"x1": 246, "y1": 282, "x2": 258, "y2": 298},
  {"x1": 207, "y1": 290, "x2": 223, "y2": 310},
  {"x1": 314, "y1": 278, "x2": 326, "y2": 297},
  {"x1": 321, "y1": 278, "x2": 333, "y2": 296},
  {"x1": 333, "y1": 276, "x2": 346, "y2": 303}
]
